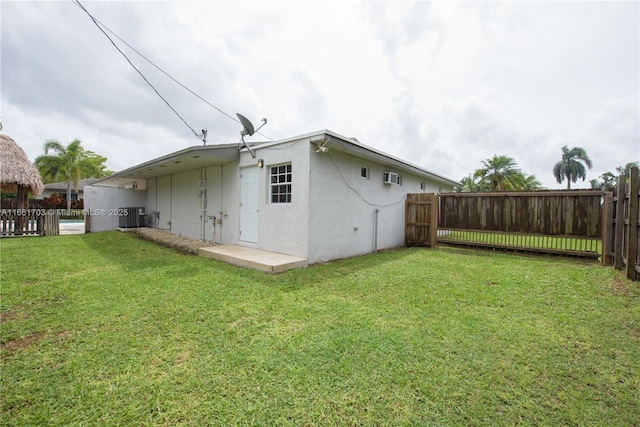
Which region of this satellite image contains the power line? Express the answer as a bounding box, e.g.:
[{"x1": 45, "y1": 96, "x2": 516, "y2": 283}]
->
[
  {"x1": 73, "y1": 0, "x2": 204, "y2": 141},
  {"x1": 326, "y1": 151, "x2": 406, "y2": 208},
  {"x1": 71, "y1": 0, "x2": 272, "y2": 141}
]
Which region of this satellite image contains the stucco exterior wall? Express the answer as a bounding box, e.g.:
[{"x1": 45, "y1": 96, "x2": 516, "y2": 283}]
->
[
  {"x1": 307, "y1": 147, "x2": 453, "y2": 264},
  {"x1": 168, "y1": 170, "x2": 202, "y2": 239},
  {"x1": 84, "y1": 186, "x2": 147, "y2": 232},
  {"x1": 143, "y1": 161, "x2": 240, "y2": 243},
  {"x1": 149, "y1": 175, "x2": 171, "y2": 231},
  {"x1": 201, "y1": 162, "x2": 240, "y2": 244},
  {"x1": 239, "y1": 140, "x2": 310, "y2": 258}
]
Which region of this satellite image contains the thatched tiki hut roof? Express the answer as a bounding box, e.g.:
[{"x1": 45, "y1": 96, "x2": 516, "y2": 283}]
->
[
  {"x1": 0, "y1": 134, "x2": 44, "y2": 196},
  {"x1": 1, "y1": 133, "x2": 45, "y2": 235}
]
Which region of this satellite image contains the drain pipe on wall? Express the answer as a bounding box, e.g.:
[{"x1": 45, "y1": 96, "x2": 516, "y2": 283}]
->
[
  {"x1": 200, "y1": 168, "x2": 207, "y2": 242},
  {"x1": 219, "y1": 163, "x2": 224, "y2": 244},
  {"x1": 373, "y1": 208, "x2": 380, "y2": 252}
]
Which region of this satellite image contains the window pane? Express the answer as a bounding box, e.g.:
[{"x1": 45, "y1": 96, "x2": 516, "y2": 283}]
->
[{"x1": 270, "y1": 163, "x2": 292, "y2": 203}]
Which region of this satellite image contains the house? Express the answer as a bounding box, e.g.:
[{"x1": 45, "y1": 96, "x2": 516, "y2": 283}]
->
[
  {"x1": 86, "y1": 130, "x2": 459, "y2": 265},
  {"x1": 36, "y1": 178, "x2": 100, "y2": 201}
]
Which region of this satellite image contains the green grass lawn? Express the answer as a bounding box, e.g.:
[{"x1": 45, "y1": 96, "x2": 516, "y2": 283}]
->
[{"x1": 1, "y1": 232, "x2": 638, "y2": 426}]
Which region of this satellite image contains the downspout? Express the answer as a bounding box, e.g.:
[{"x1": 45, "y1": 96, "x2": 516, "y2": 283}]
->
[
  {"x1": 219, "y1": 163, "x2": 224, "y2": 244},
  {"x1": 155, "y1": 177, "x2": 158, "y2": 216},
  {"x1": 373, "y1": 208, "x2": 380, "y2": 252},
  {"x1": 201, "y1": 167, "x2": 207, "y2": 241}
]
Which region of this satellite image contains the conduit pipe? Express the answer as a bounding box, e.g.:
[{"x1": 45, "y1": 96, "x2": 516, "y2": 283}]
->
[{"x1": 374, "y1": 208, "x2": 380, "y2": 252}]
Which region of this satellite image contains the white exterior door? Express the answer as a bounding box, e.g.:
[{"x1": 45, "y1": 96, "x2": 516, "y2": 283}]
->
[{"x1": 240, "y1": 166, "x2": 259, "y2": 243}]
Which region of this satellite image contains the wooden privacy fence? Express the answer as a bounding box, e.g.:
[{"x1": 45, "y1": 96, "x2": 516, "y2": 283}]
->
[
  {"x1": 437, "y1": 190, "x2": 605, "y2": 258},
  {"x1": 406, "y1": 190, "x2": 605, "y2": 258},
  {"x1": 0, "y1": 198, "x2": 46, "y2": 210},
  {"x1": 602, "y1": 167, "x2": 639, "y2": 280},
  {"x1": 0, "y1": 210, "x2": 59, "y2": 237},
  {"x1": 405, "y1": 168, "x2": 640, "y2": 281}
]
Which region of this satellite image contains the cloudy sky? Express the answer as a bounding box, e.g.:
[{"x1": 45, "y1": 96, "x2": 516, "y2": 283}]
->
[{"x1": 2, "y1": 1, "x2": 638, "y2": 189}]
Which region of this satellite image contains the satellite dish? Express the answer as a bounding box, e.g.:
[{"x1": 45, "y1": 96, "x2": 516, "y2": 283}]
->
[
  {"x1": 237, "y1": 113, "x2": 255, "y2": 136},
  {"x1": 236, "y1": 113, "x2": 268, "y2": 158}
]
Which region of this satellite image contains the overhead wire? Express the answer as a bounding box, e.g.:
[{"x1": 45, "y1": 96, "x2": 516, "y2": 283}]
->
[
  {"x1": 326, "y1": 151, "x2": 406, "y2": 208},
  {"x1": 71, "y1": 0, "x2": 272, "y2": 141},
  {"x1": 72, "y1": 0, "x2": 202, "y2": 140}
]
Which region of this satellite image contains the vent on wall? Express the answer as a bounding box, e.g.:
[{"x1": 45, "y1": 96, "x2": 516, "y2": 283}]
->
[{"x1": 383, "y1": 172, "x2": 400, "y2": 185}]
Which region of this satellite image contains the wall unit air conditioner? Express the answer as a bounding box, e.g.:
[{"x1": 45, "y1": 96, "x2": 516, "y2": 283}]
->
[{"x1": 383, "y1": 172, "x2": 400, "y2": 185}]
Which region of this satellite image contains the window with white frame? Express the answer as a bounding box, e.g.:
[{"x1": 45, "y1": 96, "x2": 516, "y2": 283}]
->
[
  {"x1": 270, "y1": 164, "x2": 292, "y2": 203},
  {"x1": 420, "y1": 182, "x2": 426, "y2": 191},
  {"x1": 360, "y1": 166, "x2": 369, "y2": 179}
]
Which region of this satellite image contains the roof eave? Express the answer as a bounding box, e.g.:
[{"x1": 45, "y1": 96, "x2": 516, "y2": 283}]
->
[
  {"x1": 310, "y1": 131, "x2": 461, "y2": 187},
  {"x1": 93, "y1": 143, "x2": 240, "y2": 187}
]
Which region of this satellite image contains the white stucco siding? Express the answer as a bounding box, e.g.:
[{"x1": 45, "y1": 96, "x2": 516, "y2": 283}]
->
[
  {"x1": 308, "y1": 150, "x2": 400, "y2": 263},
  {"x1": 238, "y1": 140, "x2": 310, "y2": 258},
  {"x1": 84, "y1": 186, "x2": 147, "y2": 232},
  {"x1": 203, "y1": 162, "x2": 240, "y2": 245},
  {"x1": 150, "y1": 175, "x2": 172, "y2": 231},
  {"x1": 147, "y1": 178, "x2": 157, "y2": 217},
  {"x1": 142, "y1": 162, "x2": 239, "y2": 243},
  {"x1": 168, "y1": 170, "x2": 202, "y2": 239},
  {"x1": 307, "y1": 148, "x2": 454, "y2": 264}
]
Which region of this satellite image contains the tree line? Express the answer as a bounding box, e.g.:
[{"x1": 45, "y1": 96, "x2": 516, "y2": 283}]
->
[
  {"x1": 457, "y1": 145, "x2": 637, "y2": 192},
  {"x1": 34, "y1": 138, "x2": 112, "y2": 211}
]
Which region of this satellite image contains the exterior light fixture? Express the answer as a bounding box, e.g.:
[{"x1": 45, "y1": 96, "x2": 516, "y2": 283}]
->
[{"x1": 257, "y1": 159, "x2": 264, "y2": 168}]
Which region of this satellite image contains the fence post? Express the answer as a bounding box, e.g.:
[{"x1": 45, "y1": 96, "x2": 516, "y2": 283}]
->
[
  {"x1": 626, "y1": 167, "x2": 638, "y2": 280},
  {"x1": 613, "y1": 175, "x2": 626, "y2": 270},
  {"x1": 602, "y1": 193, "x2": 614, "y2": 265},
  {"x1": 430, "y1": 194, "x2": 438, "y2": 248}
]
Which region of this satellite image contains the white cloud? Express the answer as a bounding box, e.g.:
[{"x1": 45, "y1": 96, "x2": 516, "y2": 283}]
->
[{"x1": 1, "y1": 1, "x2": 638, "y2": 190}]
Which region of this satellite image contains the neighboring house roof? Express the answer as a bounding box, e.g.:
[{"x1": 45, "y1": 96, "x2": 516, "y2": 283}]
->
[
  {"x1": 94, "y1": 130, "x2": 460, "y2": 188},
  {"x1": 43, "y1": 178, "x2": 101, "y2": 192},
  {"x1": 0, "y1": 133, "x2": 44, "y2": 196}
]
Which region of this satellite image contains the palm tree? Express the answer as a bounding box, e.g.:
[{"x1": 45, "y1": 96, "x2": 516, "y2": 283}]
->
[
  {"x1": 552, "y1": 145, "x2": 593, "y2": 189},
  {"x1": 456, "y1": 174, "x2": 489, "y2": 192},
  {"x1": 35, "y1": 139, "x2": 110, "y2": 210},
  {"x1": 474, "y1": 155, "x2": 523, "y2": 191},
  {"x1": 615, "y1": 161, "x2": 639, "y2": 177},
  {"x1": 522, "y1": 174, "x2": 543, "y2": 191}
]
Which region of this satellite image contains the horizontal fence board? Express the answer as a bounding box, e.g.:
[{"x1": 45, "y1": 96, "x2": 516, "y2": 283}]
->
[
  {"x1": 438, "y1": 228, "x2": 601, "y2": 257},
  {"x1": 437, "y1": 237, "x2": 600, "y2": 258}
]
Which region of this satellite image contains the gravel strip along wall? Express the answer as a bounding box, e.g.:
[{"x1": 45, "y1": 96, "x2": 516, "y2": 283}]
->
[{"x1": 133, "y1": 228, "x2": 214, "y2": 254}]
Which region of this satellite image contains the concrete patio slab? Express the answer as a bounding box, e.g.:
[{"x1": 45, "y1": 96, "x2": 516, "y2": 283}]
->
[
  {"x1": 198, "y1": 245, "x2": 308, "y2": 273},
  {"x1": 60, "y1": 221, "x2": 86, "y2": 235}
]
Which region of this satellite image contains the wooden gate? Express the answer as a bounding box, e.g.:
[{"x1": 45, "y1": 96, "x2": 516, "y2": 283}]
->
[{"x1": 405, "y1": 193, "x2": 438, "y2": 247}]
